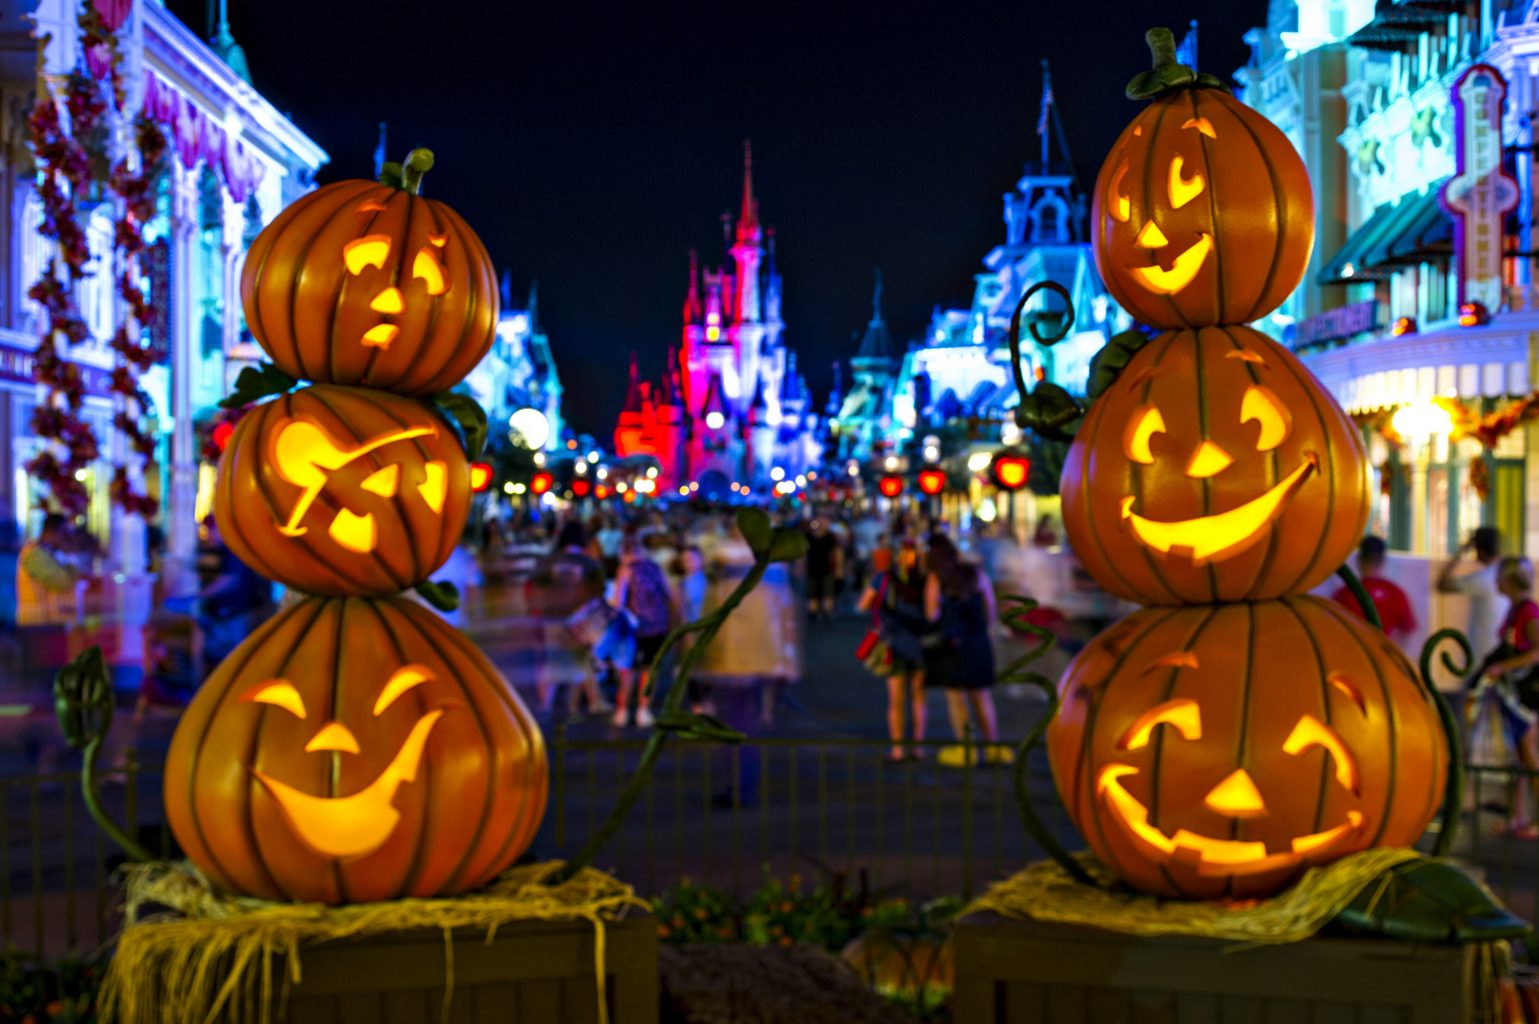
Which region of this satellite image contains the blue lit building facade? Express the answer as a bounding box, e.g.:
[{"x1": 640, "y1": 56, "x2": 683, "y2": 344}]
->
[
  {"x1": 1, "y1": 0, "x2": 327, "y2": 604},
  {"x1": 1241, "y1": 0, "x2": 1539, "y2": 564}
]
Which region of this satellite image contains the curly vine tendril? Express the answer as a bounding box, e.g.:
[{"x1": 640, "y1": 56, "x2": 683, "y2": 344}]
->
[
  {"x1": 998, "y1": 594, "x2": 1097, "y2": 887},
  {"x1": 1419, "y1": 628, "x2": 1472, "y2": 858}
]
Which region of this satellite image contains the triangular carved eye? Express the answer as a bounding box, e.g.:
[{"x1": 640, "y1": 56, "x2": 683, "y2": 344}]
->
[
  {"x1": 361, "y1": 464, "x2": 400, "y2": 498},
  {"x1": 418, "y1": 462, "x2": 448, "y2": 513}
]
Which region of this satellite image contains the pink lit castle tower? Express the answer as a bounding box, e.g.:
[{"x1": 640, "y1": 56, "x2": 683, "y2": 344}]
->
[{"x1": 614, "y1": 141, "x2": 819, "y2": 496}]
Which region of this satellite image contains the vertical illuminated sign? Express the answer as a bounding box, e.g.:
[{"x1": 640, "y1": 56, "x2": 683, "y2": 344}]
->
[{"x1": 1441, "y1": 64, "x2": 1519, "y2": 311}]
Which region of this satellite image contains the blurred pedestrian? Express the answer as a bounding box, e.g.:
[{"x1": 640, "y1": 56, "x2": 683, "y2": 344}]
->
[
  {"x1": 1439, "y1": 526, "x2": 1502, "y2": 661},
  {"x1": 197, "y1": 518, "x2": 273, "y2": 664},
  {"x1": 612, "y1": 535, "x2": 679, "y2": 728},
  {"x1": 1472, "y1": 556, "x2": 1539, "y2": 838},
  {"x1": 1331, "y1": 535, "x2": 1416, "y2": 643},
  {"x1": 857, "y1": 537, "x2": 928, "y2": 762},
  {"x1": 924, "y1": 534, "x2": 1001, "y2": 762},
  {"x1": 804, "y1": 518, "x2": 841, "y2": 623},
  {"x1": 17, "y1": 513, "x2": 81, "y2": 671},
  {"x1": 533, "y1": 520, "x2": 611, "y2": 717},
  {"x1": 1032, "y1": 515, "x2": 1059, "y2": 549}
]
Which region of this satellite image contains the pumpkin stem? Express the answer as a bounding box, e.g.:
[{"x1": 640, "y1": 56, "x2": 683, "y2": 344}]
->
[
  {"x1": 400, "y1": 148, "x2": 435, "y2": 195},
  {"x1": 1125, "y1": 26, "x2": 1223, "y2": 101},
  {"x1": 1145, "y1": 26, "x2": 1178, "y2": 69}
]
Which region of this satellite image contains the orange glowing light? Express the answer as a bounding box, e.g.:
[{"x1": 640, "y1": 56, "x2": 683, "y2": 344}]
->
[
  {"x1": 991, "y1": 455, "x2": 1030, "y2": 491},
  {"x1": 530, "y1": 471, "x2": 554, "y2": 496},
  {"x1": 468, "y1": 462, "x2": 493, "y2": 493},
  {"x1": 878, "y1": 474, "x2": 904, "y2": 498},
  {"x1": 917, "y1": 468, "x2": 946, "y2": 496}
]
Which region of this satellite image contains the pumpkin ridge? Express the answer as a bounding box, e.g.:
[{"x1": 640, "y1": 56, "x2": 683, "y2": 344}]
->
[
  {"x1": 1258, "y1": 338, "x2": 1341, "y2": 596},
  {"x1": 283, "y1": 182, "x2": 380, "y2": 384},
  {"x1": 1319, "y1": 598, "x2": 1401, "y2": 849},
  {"x1": 381, "y1": 598, "x2": 509, "y2": 896},
  {"x1": 1217, "y1": 325, "x2": 1282, "y2": 597},
  {"x1": 1065, "y1": 607, "x2": 1184, "y2": 893},
  {"x1": 176, "y1": 595, "x2": 304, "y2": 898},
  {"x1": 354, "y1": 598, "x2": 434, "y2": 898},
  {"x1": 245, "y1": 183, "x2": 350, "y2": 375},
  {"x1": 327, "y1": 596, "x2": 353, "y2": 903},
  {"x1": 378, "y1": 192, "x2": 424, "y2": 389},
  {"x1": 305, "y1": 387, "x2": 416, "y2": 594},
  {"x1": 1279, "y1": 591, "x2": 1337, "y2": 838},
  {"x1": 1187, "y1": 93, "x2": 1228, "y2": 326},
  {"x1": 1191, "y1": 329, "x2": 1221, "y2": 602},
  {"x1": 329, "y1": 192, "x2": 398, "y2": 388},
  {"x1": 1224, "y1": 602, "x2": 1257, "y2": 900},
  {"x1": 395, "y1": 200, "x2": 452, "y2": 395},
  {"x1": 1138, "y1": 101, "x2": 1185, "y2": 330},
  {"x1": 1147, "y1": 604, "x2": 1224, "y2": 898},
  {"x1": 317, "y1": 387, "x2": 424, "y2": 590},
  {"x1": 1125, "y1": 331, "x2": 1188, "y2": 603},
  {"x1": 1078, "y1": 367, "x2": 1156, "y2": 604},
  {"x1": 422, "y1": 595, "x2": 550, "y2": 885},
  {"x1": 1215, "y1": 94, "x2": 1290, "y2": 324},
  {"x1": 242, "y1": 598, "x2": 336, "y2": 901}
]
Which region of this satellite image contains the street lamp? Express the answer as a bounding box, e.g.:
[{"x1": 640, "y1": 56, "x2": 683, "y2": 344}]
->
[
  {"x1": 1390, "y1": 400, "x2": 1454, "y2": 441},
  {"x1": 508, "y1": 407, "x2": 550, "y2": 450}
]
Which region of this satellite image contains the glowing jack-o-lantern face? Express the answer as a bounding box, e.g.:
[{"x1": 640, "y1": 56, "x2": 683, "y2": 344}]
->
[
  {"x1": 214, "y1": 385, "x2": 470, "y2": 597},
  {"x1": 1060, "y1": 326, "x2": 1370, "y2": 605},
  {"x1": 1091, "y1": 88, "x2": 1314, "y2": 329},
  {"x1": 242, "y1": 180, "x2": 498, "y2": 394},
  {"x1": 164, "y1": 595, "x2": 548, "y2": 904},
  {"x1": 1046, "y1": 597, "x2": 1446, "y2": 900}
]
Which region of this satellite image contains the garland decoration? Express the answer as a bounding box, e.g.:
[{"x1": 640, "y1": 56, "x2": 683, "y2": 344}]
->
[
  {"x1": 1433, "y1": 393, "x2": 1539, "y2": 500},
  {"x1": 25, "y1": 0, "x2": 164, "y2": 519}
]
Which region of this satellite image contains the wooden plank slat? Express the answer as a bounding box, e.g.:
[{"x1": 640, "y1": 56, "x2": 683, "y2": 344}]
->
[
  {"x1": 517, "y1": 978, "x2": 563, "y2": 1024},
  {"x1": 1045, "y1": 984, "x2": 1089, "y2": 1023},
  {"x1": 1216, "y1": 994, "x2": 1265, "y2": 1024},
  {"x1": 1174, "y1": 991, "x2": 1219, "y2": 1024}
]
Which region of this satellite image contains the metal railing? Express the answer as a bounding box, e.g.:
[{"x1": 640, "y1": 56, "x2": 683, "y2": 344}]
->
[{"x1": 3, "y1": 739, "x2": 1537, "y2": 959}]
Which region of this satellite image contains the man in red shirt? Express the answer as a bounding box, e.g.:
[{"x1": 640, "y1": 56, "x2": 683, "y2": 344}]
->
[{"x1": 1332, "y1": 535, "x2": 1417, "y2": 642}]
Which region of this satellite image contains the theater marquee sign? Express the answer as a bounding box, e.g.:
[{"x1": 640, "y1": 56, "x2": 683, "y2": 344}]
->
[{"x1": 1441, "y1": 64, "x2": 1519, "y2": 311}]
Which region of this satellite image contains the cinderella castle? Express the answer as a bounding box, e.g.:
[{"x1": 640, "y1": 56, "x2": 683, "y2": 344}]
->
[{"x1": 614, "y1": 144, "x2": 822, "y2": 494}]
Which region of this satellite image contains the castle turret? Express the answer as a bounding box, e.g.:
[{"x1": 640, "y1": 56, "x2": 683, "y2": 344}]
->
[
  {"x1": 730, "y1": 140, "x2": 763, "y2": 325},
  {"x1": 653, "y1": 347, "x2": 689, "y2": 491},
  {"x1": 613, "y1": 352, "x2": 649, "y2": 457},
  {"x1": 747, "y1": 372, "x2": 776, "y2": 482}
]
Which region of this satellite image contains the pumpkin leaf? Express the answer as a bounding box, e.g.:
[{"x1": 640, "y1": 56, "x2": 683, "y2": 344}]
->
[
  {"x1": 1126, "y1": 27, "x2": 1224, "y2": 101},
  {"x1": 378, "y1": 160, "x2": 404, "y2": 190},
  {"x1": 53, "y1": 645, "x2": 113, "y2": 751},
  {"x1": 431, "y1": 391, "x2": 489, "y2": 460},
  {"x1": 219, "y1": 362, "x2": 297, "y2": 410},
  {"x1": 768, "y1": 527, "x2": 810, "y2": 564},
  {"x1": 1015, "y1": 382, "x2": 1082, "y2": 443},
  {"x1": 1331, "y1": 856, "x2": 1530, "y2": 943},
  {"x1": 1087, "y1": 329, "x2": 1152, "y2": 399},
  {"x1": 654, "y1": 710, "x2": 745, "y2": 744},
  {"x1": 736, "y1": 508, "x2": 773, "y2": 558},
  {"x1": 414, "y1": 578, "x2": 461, "y2": 613}
]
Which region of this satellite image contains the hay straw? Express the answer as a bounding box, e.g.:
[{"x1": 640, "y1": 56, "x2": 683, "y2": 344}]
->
[{"x1": 101, "y1": 860, "x2": 648, "y2": 1024}]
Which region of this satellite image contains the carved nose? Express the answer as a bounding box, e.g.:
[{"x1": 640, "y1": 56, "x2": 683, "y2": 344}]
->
[
  {"x1": 1204, "y1": 768, "x2": 1267, "y2": 819},
  {"x1": 1135, "y1": 221, "x2": 1169, "y2": 248},
  {"x1": 370, "y1": 287, "x2": 404, "y2": 314},
  {"x1": 305, "y1": 721, "x2": 360, "y2": 755},
  {"x1": 1186, "y1": 440, "x2": 1233, "y2": 479}
]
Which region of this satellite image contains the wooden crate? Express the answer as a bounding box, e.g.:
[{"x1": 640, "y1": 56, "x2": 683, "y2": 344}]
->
[
  {"x1": 279, "y1": 914, "x2": 657, "y2": 1024},
  {"x1": 952, "y1": 912, "x2": 1472, "y2": 1024}
]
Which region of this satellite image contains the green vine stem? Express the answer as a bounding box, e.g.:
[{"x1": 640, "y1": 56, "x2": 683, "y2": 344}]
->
[
  {"x1": 1419, "y1": 628, "x2": 1472, "y2": 858},
  {"x1": 998, "y1": 595, "x2": 1096, "y2": 887},
  {"x1": 1335, "y1": 564, "x2": 1384, "y2": 633},
  {"x1": 1006, "y1": 282, "x2": 1083, "y2": 443},
  {"x1": 548, "y1": 513, "x2": 801, "y2": 885},
  {"x1": 53, "y1": 647, "x2": 152, "y2": 863},
  {"x1": 400, "y1": 149, "x2": 434, "y2": 194}
]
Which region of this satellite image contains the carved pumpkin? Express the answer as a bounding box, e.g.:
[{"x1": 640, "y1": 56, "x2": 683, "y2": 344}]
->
[
  {"x1": 241, "y1": 177, "x2": 498, "y2": 395},
  {"x1": 1090, "y1": 82, "x2": 1313, "y2": 329},
  {"x1": 841, "y1": 932, "x2": 953, "y2": 1005},
  {"x1": 1059, "y1": 325, "x2": 1370, "y2": 605},
  {"x1": 214, "y1": 384, "x2": 470, "y2": 596},
  {"x1": 164, "y1": 595, "x2": 547, "y2": 904},
  {"x1": 1046, "y1": 596, "x2": 1445, "y2": 900}
]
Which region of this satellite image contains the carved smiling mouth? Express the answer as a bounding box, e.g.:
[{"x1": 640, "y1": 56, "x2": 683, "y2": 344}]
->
[
  {"x1": 252, "y1": 710, "x2": 444, "y2": 860},
  {"x1": 1098, "y1": 765, "x2": 1364, "y2": 877},
  {"x1": 1131, "y1": 233, "x2": 1212, "y2": 295},
  {"x1": 1119, "y1": 453, "x2": 1317, "y2": 565}
]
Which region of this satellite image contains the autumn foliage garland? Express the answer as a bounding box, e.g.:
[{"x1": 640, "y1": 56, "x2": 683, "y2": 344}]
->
[{"x1": 26, "y1": 0, "x2": 160, "y2": 520}]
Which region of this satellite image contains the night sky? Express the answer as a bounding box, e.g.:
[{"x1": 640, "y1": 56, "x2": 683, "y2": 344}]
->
[{"x1": 172, "y1": 0, "x2": 1263, "y2": 435}]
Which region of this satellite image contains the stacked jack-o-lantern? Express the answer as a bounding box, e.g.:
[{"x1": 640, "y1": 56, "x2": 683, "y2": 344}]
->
[
  {"x1": 163, "y1": 153, "x2": 548, "y2": 904},
  {"x1": 1043, "y1": 35, "x2": 1448, "y2": 900}
]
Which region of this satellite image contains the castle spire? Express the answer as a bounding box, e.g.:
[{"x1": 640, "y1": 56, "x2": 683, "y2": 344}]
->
[
  {"x1": 683, "y1": 249, "x2": 702, "y2": 323},
  {"x1": 736, "y1": 138, "x2": 760, "y2": 243},
  {"x1": 526, "y1": 279, "x2": 539, "y2": 331},
  {"x1": 621, "y1": 352, "x2": 644, "y2": 413}
]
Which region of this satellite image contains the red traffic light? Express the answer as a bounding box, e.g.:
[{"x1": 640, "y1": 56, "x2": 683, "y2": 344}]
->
[
  {"x1": 530, "y1": 470, "x2": 554, "y2": 496},
  {"x1": 469, "y1": 462, "x2": 494, "y2": 493},
  {"x1": 571, "y1": 478, "x2": 591, "y2": 497},
  {"x1": 878, "y1": 474, "x2": 905, "y2": 498},
  {"x1": 992, "y1": 454, "x2": 1030, "y2": 491},
  {"x1": 917, "y1": 468, "x2": 946, "y2": 496}
]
